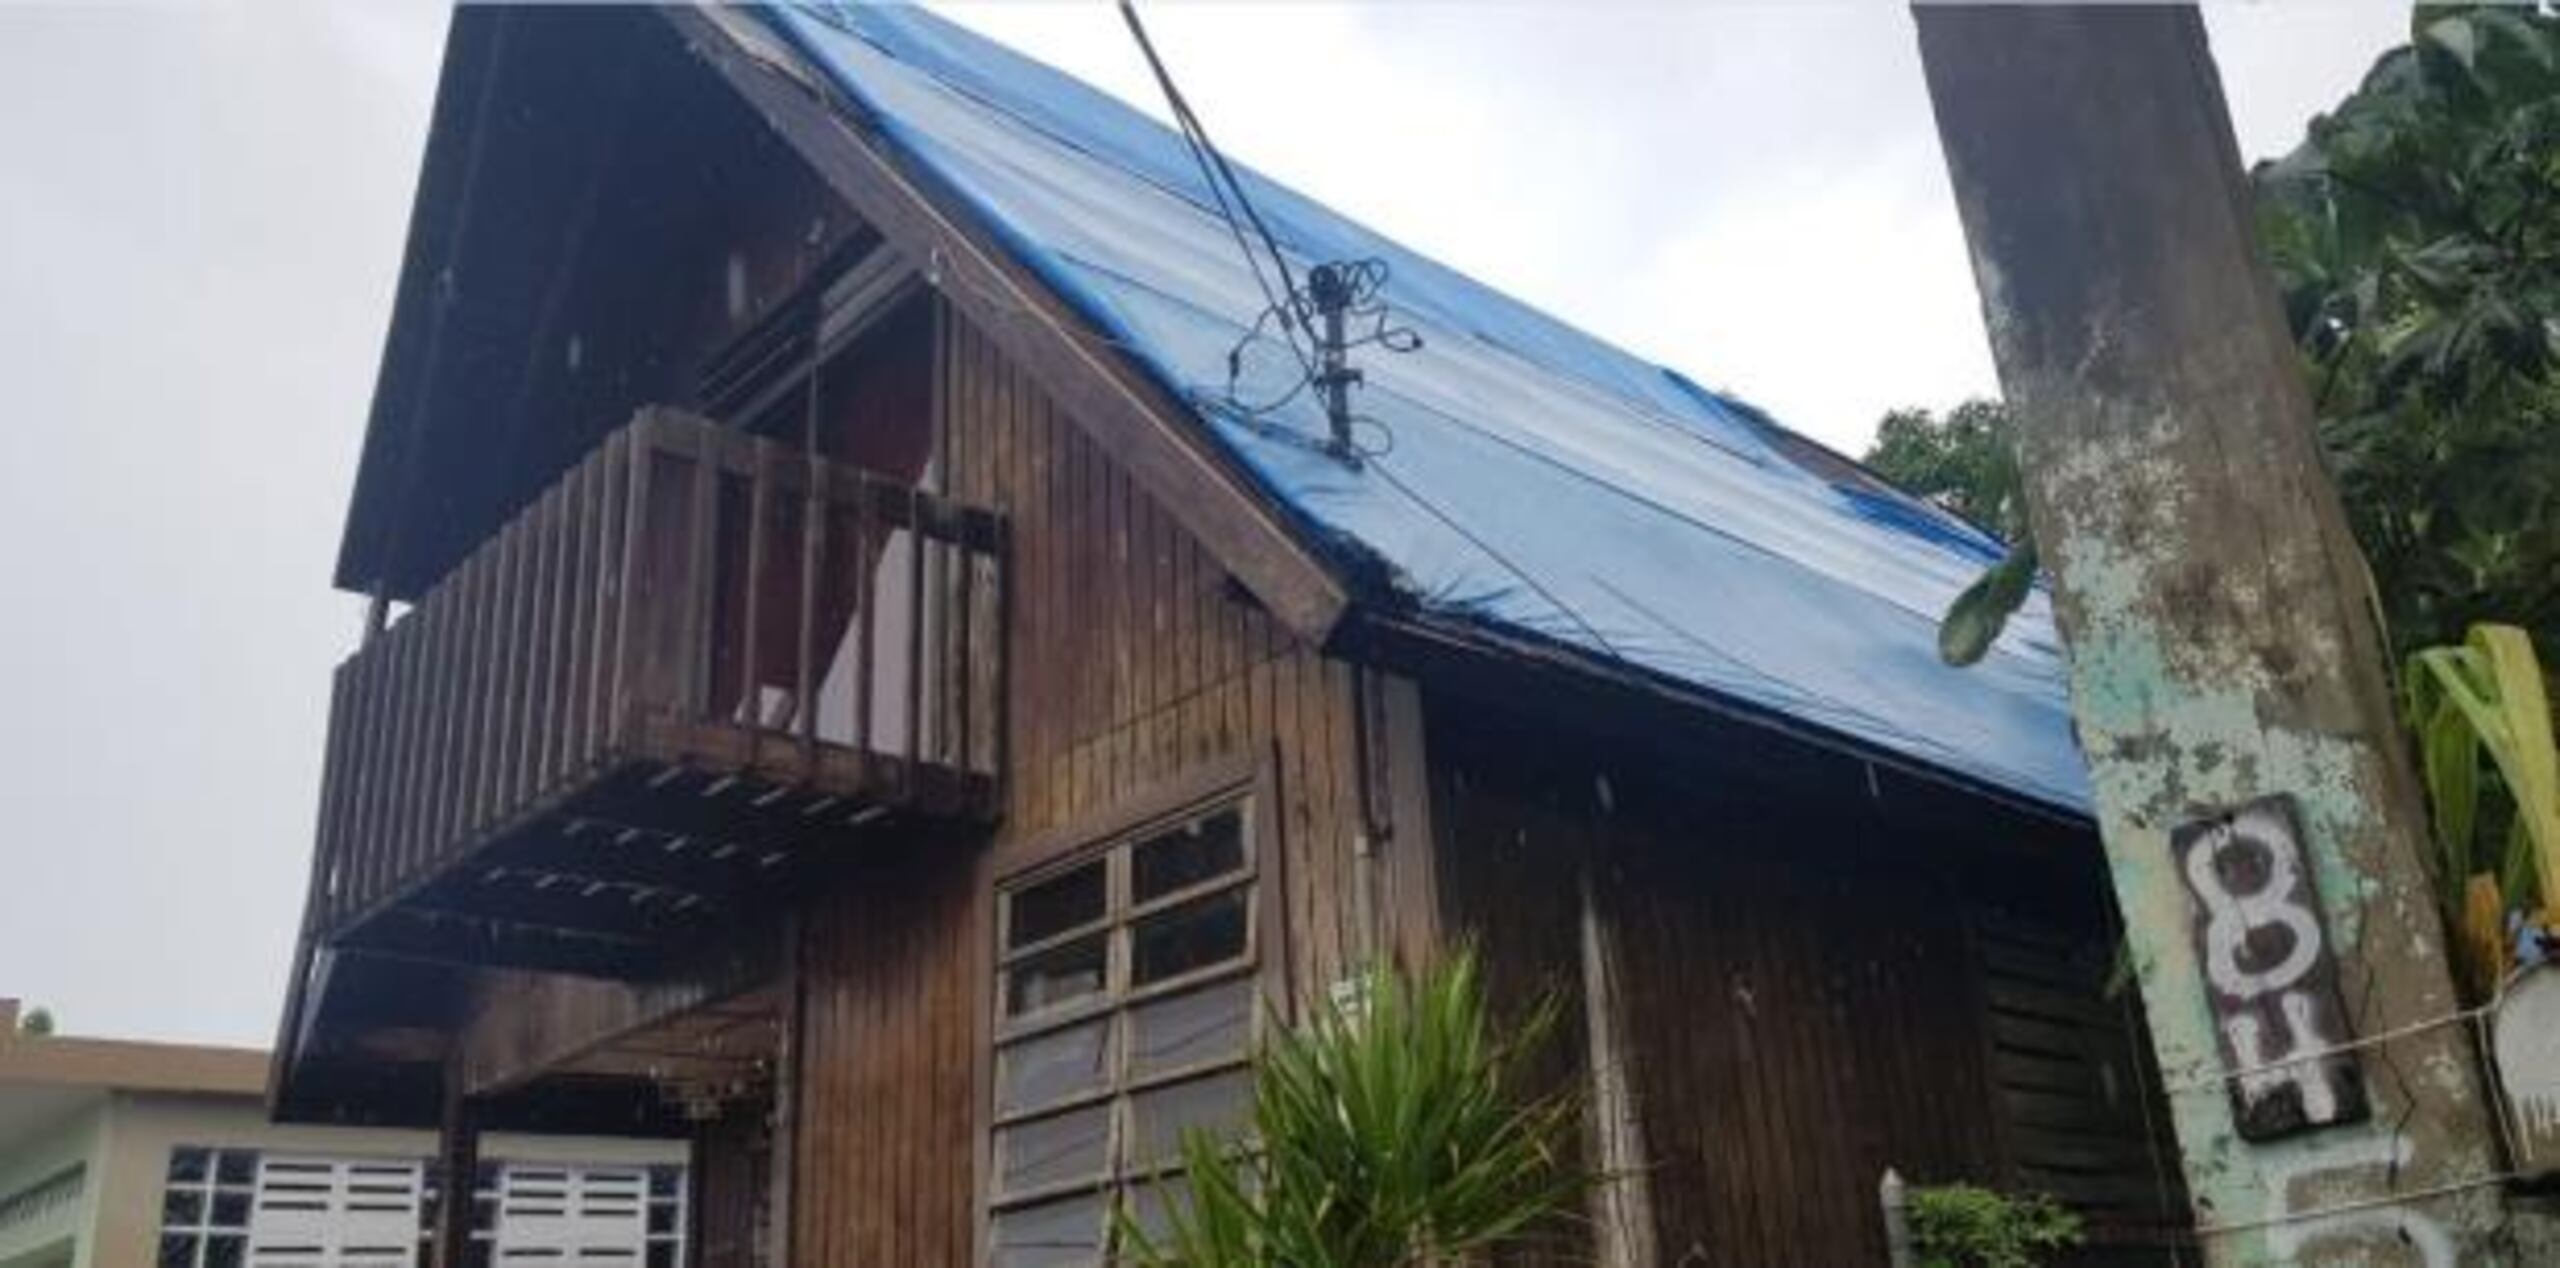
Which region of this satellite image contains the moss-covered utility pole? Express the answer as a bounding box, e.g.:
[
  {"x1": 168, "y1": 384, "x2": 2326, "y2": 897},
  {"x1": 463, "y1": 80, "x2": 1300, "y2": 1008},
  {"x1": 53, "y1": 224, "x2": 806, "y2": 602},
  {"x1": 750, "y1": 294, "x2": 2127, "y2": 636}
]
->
[{"x1": 1913, "y1": 7, "x2": 2514, "y2": 1263}]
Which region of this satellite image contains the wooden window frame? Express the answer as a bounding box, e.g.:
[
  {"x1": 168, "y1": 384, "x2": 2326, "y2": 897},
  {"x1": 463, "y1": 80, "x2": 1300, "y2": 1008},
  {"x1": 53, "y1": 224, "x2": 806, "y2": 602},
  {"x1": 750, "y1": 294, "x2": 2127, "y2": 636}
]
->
[{"x1": 974, "y1": 753, "x2": 1287, "y2": 1266}]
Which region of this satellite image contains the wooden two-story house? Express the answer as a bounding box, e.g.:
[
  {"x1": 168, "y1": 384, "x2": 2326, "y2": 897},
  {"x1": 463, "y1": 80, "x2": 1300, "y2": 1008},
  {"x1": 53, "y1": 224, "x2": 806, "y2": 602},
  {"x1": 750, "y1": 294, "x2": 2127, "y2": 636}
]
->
[{"x1": 272, "y1": 5, "x2": 2192, "y2": 1264}]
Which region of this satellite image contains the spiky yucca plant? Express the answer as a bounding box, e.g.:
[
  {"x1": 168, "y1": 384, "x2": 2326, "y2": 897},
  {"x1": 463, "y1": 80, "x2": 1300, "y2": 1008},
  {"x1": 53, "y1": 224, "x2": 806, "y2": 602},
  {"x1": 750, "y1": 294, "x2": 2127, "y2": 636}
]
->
[{"x1": 1116, "y1": 952, "x2": 1586, "y2": 1267}]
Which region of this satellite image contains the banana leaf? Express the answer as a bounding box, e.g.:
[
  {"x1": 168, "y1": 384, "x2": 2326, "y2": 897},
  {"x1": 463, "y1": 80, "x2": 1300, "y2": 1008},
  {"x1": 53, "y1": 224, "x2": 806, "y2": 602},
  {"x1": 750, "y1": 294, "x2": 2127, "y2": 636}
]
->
[{"x1": 2408, "y1": 624, "x2": 2560, "y2": 932}]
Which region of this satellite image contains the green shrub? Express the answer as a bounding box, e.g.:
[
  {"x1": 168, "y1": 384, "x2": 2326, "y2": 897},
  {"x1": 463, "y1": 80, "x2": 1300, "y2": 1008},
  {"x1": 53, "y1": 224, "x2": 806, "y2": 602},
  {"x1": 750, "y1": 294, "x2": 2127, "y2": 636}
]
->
[
  {"x1": 1907, "y1": 1183, "x2": 2084, "y2": 1268},
  {"x1": 1114, "y1": 951, "x2": 1587, "y2": 1267}
]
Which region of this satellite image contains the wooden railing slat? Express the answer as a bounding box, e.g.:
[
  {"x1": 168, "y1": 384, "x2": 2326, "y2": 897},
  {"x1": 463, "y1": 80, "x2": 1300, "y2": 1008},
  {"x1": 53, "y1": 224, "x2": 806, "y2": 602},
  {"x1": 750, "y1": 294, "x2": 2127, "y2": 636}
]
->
[
  {"x1": 852, "y1": 470, "x2": 874, "y2": 759},
  {"x1": 376, "y1": 618, "x2": 412, "y2": 908},
  {"x1": 546, "y1": 469, "x2": 579, "y2": 789},
  {"x1": 411, "y1": 601, "x2": 444, "y2": 876},
  {"x1": 535, "y1": 472, "x2": 568, "y2": 794},
  {"x1": 797, "y1": 453, "x2": 823, "y2": 782},
  {"x1": 351, "y1": 626, "x2": 389, "y2": 913},
  {"x1": 463, "y1": 529, "x2": 499, "y2": 835},
  {"x1": 519, "y1": 482, "x2": 558, "y2": 810},
  {"x1": 681, "y1": 424, "x2": 719, "y2": 728},
  {"x1": 559, "y1": 449, "x2": 593, "y2": 786},
  {"x1": 904, "y1": 485, "x2": 926, "y2": 788},
  {"x1": 371, "y1": 620, "x2": 403, "y2": 898},
  {"x1": 994, "y1": 521, "x2": 1011, "y2": 805},
  {"x1": 481, "y1": 509, "x2": 522, "y2": 830},
  {"x1": 476, "y1": 510, "x2": 509, "y2": 831},
  {"x1": 610, "y1": 422, "x2": 649, "y2": 753},
  {"x1": 740, "y1": 434, "x2": 775, "y2": 755},
  {"x1": 391, "y1": 608, "x2": 426, "y2": 886},
  {"x1": 316, "y1": 661, "x2": 357, "y2": 924},
  {"x1": 431, "y1": 548, "x2": 477, "y2": 873},
  {"x1": 583, "y1": 433, "x2": 618, "y2": 771}
]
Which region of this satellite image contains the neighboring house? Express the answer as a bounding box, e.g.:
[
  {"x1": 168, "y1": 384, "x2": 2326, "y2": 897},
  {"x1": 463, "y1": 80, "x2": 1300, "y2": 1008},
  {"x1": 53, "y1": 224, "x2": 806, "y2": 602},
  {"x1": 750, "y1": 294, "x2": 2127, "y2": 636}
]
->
[
  {"x1": 272, "y1": 6, "x2": 2191, "y2": 1265},
  {"x1": 0, "y1": 1000, "x2": 686, "y2": 1268}
]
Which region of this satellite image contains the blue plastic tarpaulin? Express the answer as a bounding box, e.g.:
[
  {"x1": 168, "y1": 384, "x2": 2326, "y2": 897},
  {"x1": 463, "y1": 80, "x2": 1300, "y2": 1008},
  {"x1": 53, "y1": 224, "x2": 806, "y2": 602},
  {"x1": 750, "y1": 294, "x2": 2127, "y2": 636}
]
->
[{"x1": 763, "y1": 3, "x2": 2094, "y2": 814}]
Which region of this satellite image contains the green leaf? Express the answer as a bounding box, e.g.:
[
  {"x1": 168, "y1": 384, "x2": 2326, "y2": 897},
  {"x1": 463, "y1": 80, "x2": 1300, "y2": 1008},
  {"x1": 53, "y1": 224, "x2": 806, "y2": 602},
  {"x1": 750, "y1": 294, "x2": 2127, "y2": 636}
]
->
[
  {"x1": 2422, "y1": 13, "x2": 2480, "y2": 74},
  {"x1": 2407, "y1": 624, "x2": 2560, "y2": 963},
  {"x1": 1939, "y1": 539, "x2": 2040, "y2": 668},
  {"x1": 1120, "y1": 950, "x2": 1589, "y2": 1268}
]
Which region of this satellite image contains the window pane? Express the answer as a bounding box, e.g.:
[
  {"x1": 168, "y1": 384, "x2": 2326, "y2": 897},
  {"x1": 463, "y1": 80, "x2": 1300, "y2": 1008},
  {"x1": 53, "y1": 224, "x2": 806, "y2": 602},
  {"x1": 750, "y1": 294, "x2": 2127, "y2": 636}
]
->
[
  {"x1": 167, "y1": 1147, "x2": 210, "y2": 1184},
  {"x1": 1133, "y1": 810, "x2": 1245, "y2": 903},
  {"x1": 1129, "y1": 1069, "x2": 1254, "y2": 1166},
  {"x1": 993, "y1": 1192, "x2": 1104, "y2": 1268},
  {"x1": 1119, "y1": 1177, "x2": 1194, "y2": 1249},
  {"x1": 996, "y1": 1104, "x2": 1111, "y2": 1195},
  {"x1": 214, "y1": 1152, "x2": 256, "y2": 1187},
  {"x1": 157, "y1": 1234, "x2": 197, "y2": 1268},
  {"x1": 202, "y1": 1233, "x2": 244, "y2": 1268},
  {"x1": 163, "y1": 1188, "x2": 205, "y2": 1227},
  {"x1": 649, "y1": 1165, "x2": 682, "y2": 1198},
  {"x1": 209, "y1": 1191, "x2": 250, "y2": 1229},
  {"x1": 998, "y1": 1019, "x2": 1111, "y2": 1115},
  {"x1": 1130, "y1": 978, "x2": 1253, "y2": 1077},
  {"x1": 1009, "y1": 862, "x2": 1106, "y2": 950},
  {"x1": 1131, "y1": 890, "x2": 1247, "y2": 985},
  {"x1": 1007, "y1": 935, "x2": 1106, "y2": 1017}
]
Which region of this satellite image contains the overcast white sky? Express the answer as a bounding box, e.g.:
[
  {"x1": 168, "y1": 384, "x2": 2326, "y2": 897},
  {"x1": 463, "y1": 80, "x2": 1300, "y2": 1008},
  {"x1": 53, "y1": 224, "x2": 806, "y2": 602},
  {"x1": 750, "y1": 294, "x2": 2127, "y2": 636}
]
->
[{"x1": 0, "y1": 1, "x2": 2409, "y2": 1047}]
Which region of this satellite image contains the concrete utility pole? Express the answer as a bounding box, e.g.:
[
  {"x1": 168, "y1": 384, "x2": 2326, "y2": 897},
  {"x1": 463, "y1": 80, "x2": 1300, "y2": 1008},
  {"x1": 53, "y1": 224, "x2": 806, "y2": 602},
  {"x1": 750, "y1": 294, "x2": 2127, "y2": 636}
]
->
[{"x1": 1913, "y1": 7, "x2": 2513, "y2": 1264}]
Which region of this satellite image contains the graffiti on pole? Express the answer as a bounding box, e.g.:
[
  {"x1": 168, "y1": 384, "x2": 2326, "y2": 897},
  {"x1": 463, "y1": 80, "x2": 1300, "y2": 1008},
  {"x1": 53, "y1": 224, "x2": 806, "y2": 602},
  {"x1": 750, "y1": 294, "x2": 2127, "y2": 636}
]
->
[{"x1": 2171, "y1": 795, "x2": 2370, "y2": 1141}]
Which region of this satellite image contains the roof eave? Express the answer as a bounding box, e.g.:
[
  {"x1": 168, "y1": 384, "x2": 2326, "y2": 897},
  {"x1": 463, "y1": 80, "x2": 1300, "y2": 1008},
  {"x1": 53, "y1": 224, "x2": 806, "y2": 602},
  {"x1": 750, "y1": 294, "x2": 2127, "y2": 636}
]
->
[
  {"x1": 332, "y1": 7, "x2": 513, "y2": 598},
  {"x1": 1338, "y1": 602, "x2": 2095, "y2": 828}
]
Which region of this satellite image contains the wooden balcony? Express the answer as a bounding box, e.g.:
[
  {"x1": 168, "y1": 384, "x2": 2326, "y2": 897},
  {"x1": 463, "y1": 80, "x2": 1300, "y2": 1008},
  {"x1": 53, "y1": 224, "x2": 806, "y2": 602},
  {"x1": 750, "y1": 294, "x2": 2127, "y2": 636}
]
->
[{"x1": 307, "y1": 408, "x2": 1006, "y2": 977}]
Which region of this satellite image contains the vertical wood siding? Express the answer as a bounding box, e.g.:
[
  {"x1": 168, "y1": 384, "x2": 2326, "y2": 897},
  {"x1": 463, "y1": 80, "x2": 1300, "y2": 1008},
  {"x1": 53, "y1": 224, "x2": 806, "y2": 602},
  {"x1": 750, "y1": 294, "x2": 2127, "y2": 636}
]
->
[
  {"x1": 793, "y1": 847, "x2": 982, "y2": 1267},
  {"x1": 931, "y1": 305, "x2": 1399, "y2": 999},
  {"x1": 786, "y1": 304, "x2": 1405, "y2": 1268},
  {"x1": 1428, "y1": 699, "x2": 2180, "y2": 1267}
]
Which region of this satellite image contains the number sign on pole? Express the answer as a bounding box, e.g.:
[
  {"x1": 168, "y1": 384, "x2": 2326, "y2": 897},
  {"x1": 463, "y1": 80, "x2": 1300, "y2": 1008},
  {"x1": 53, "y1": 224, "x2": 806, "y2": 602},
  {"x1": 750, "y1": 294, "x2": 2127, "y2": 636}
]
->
[{"x1": 2171, "y1": 795, "x2": 2369, "y2": 1141}]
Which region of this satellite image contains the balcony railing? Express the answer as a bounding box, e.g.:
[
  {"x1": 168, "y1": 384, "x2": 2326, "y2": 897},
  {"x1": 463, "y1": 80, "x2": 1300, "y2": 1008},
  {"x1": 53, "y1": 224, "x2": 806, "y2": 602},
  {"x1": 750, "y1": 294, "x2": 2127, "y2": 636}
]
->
[{"x1": 307, "y1": 408, "x2": 1005, "y2": 976}]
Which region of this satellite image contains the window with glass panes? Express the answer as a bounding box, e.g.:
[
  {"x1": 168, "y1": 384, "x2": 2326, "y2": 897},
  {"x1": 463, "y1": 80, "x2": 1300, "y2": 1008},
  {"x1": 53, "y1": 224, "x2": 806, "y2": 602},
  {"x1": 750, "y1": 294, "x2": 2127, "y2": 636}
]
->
[
  {"x1": 157, "y1": 1146, "x2": 257, "y2": 1267},
  {"x1": 988, "y1": 801, "x2": 1262, "y2": 1267}
]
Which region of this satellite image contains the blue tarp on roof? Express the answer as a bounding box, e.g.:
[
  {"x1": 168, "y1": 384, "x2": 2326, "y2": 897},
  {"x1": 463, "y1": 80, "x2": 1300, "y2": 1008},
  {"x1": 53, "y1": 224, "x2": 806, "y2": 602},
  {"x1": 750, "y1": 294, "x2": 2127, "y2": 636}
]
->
[{"x1": 765, "y1": 3, "x2": 2094, "y2": 813}]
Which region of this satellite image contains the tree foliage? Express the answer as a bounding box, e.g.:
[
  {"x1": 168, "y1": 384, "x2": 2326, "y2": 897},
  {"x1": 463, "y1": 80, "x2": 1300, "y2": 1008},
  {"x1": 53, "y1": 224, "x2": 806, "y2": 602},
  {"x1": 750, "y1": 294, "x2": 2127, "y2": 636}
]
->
[
  {"x1": 17, "y1": 1007, "x2": 54, "y2": 1037},
  {"x1": 1867, "y1": 400, "x2": 2029, "y2": 541},
  {"x1": 1864, "y1": 399, "x2": 2032, "y2": 666},
  {"x1": 2256, "y1": 4, "x2": 2560, "y2": 659},
  {"x1": 1868, "y1": 6, "x2": 2560, "y2": 668}
]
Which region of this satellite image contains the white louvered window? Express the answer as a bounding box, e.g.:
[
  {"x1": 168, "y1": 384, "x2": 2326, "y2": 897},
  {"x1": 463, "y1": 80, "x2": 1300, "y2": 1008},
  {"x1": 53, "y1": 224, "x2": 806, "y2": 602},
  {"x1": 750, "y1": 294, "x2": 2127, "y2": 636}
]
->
[
  {"x1": 471, "y1": 1163, "x2": 687, "y2": 1267},
  {"x1": 244, "y1": 1155, "x2": 427, "y2": 1268}
]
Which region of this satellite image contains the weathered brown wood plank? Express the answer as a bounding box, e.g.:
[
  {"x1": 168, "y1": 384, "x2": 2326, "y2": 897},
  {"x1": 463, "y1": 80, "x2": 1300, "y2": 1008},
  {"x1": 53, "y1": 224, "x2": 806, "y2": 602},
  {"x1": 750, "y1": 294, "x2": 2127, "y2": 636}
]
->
[{"x1": 559, "y1": 448, "x2": 596, "y2": 782}]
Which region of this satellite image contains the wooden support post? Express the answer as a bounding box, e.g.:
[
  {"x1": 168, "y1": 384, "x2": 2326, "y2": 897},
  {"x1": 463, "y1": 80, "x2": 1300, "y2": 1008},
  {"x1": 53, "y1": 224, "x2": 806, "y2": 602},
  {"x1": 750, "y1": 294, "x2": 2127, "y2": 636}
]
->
[
  {"x1": 1577, "y1": 862, "x2": 1658, "y2": 1268},
  {"x1": 433, "y1": 1060, "x2": 482, "y2": 1268},
  {"x1": 766, "y1": 914, "x2": 802, "y2": 1267},
  {"x1": 1913, "y1": 7, "x2": 2510, "y2": 1263}
]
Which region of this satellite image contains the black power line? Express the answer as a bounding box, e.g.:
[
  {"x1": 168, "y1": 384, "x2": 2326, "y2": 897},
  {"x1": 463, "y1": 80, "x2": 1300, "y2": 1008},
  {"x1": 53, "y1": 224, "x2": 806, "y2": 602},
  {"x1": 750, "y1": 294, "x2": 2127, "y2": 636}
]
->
[
  {"x1": 1114, "y1": 0, "x2": 1420, "y2": 463},
  {"x1": 1116, "y1": 0, "x2": 1304, "y2": 364}
]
